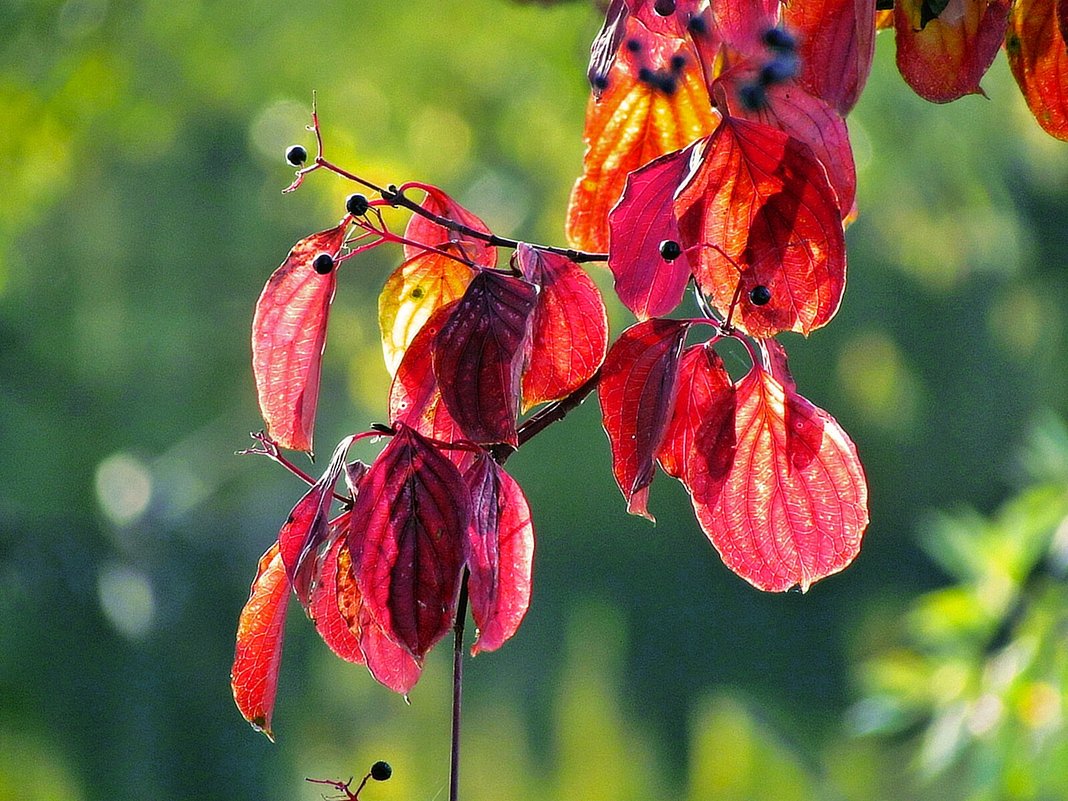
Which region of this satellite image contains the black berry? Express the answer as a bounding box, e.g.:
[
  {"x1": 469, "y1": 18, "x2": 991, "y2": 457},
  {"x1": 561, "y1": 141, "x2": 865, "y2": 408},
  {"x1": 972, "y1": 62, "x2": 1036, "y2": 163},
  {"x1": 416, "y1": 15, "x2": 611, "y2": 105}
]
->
[
  {"x1": 659, "y1": 240, "x2": 682, "y2": 261},
  {"x1": 626, "y1": 38, "x2": 642, "y2": 53},
  {"x1": 370, "y1": 761, "x2": 393, "y2": 782},
  {"x1": 312, "y1": 253, "x2": 334, "y2": 275},
  {"x1": 687, "y1": 15, "x2": 708, "y2": 35},
  {"x1": 592, "y1": 74, "x2": 610, "y2": 91},
  {"x1": 738, "y1": 83, "x2": 767, "y2": 111},
  {"x1": 670, "y1": 54, "x2": 687, "y2": 74},
  {"x1": 285, "y1": 144, "x2": 307, "y2": 167},
  {"x1": 761, "y1": 27, "x2": 796, "y2": 53},
  {"x1": 749, "y1": 285, "x2": 772, "y2": 306},
  {"x1": 759, "y1": 54, "x2": 798, "y2": 86},
  {"x1": 654, "y1": 0, "x2": 676, "y2": 15},
  {"x1": 346, "y1": 193, "x2": 370, "y2": 216}
]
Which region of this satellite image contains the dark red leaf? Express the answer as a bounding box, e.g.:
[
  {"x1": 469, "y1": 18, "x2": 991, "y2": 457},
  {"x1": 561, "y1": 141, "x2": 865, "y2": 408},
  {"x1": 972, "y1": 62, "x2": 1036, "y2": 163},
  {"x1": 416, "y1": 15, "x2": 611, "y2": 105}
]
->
[
  {"x1": 231, "y1": 543, "x2": 290, "y2": 741},
  {"x1": 390, "y1": 301, "x2": 465, "y2": 444},
  {"x1": 1006, "y1": 0, "x2": 1068, "y2": 141},
  {"x1": 252, "y1": 222, "x2": 348, "y2": 454},
  {"x1": 782, "y1": 0, "x2": 877, "y2": 115},
  {"x1": 657, "y1": 343, "x2": 732, "y2": 480},
  {"x1": 463, "y1": 453, "x2": 535, "y2": 655},
  {"x1": 516, "y1": 244, "x2": 609, "y2": 410},
  {"x1": 676, "y1": 116, "x2": 846, "y2": 338},
  {"x1": 598, "y1": 318, "x2": 691, "y2": 520},
  {"x1": 894, "y1": 0, "x2": 1010, "y2": 103},
  {"x1": 718, "y1": 72, "x2": 857, "y2": 219},
  {"x1": 687, "y1": 363, "x2": 868, "y2": 592},
  {"x1": 348, "y1": 425, "x2": 469, "y2": 659},
  {"x1": 401, "y1": 183, "x2": 497, "y2": 268},
  {"x1": 277, "y1": 436, "x2": 355, "y2": 606},
  {"x1": 607, "y1": 141, "x2": 707, "y2": 320},
  {"x1": 433, "y1": 271, "x2": 538, "y2": 446}
]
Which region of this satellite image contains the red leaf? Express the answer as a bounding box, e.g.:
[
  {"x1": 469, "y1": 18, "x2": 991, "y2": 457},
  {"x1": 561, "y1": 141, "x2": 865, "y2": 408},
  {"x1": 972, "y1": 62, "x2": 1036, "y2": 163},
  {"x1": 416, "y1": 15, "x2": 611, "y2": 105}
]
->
[
  {"x1": 566, "y1": 18, "x2": 718, "y2": 252},
  {"x1": 348, "y1": 425, "x2": 469, "y2": 659},
  {"x1": 516, "y1": 244, "x2": 609, "y2": 410},
  {"x1": 464, "y1": 453, "x2": 535, "y2": 655},
  {"x1": 588, "y1": 0, "x2": 631, "y2": 95},
  {"x1": 782, "y1": 0, "x2": 877, "y2": 115},
  {"x1": 657, "y1": 343, "x2": 732, "y2": 480},
  {"x1": 231, "y1": 543, "x2": 290, "y2": 741},
  {"x1": 607, "y1": 141, "x2": 708, "y2": 320},
  {"x1": 389, "y1": 301, "x2": 465, "y2": 444},
  {"x1": 712, "y1": 0, "x2": 780, "y2": 54},
  {"x1": 277, "y1": 437, "x2": 356, "y2": 606},
  {"x1": 687, "y1": 363, "x2": 868, "y2": 592},
  {"x1": 252, "y1": 223, "x2": 348, "y2": 454},
  {"x1": 1006, "y1": 0, "x2": 1068, "y2": 141},
  {"x1": 433, "y1": 271, "x2": 538, "y2": 446},
  {"x1": 894, "y1": 0, "x2": 1010, "y2": 103},
  {"x1": 598, "y1": 318, "x2": 691, "y2": 520},
  {"x1": 402, "y1": 183, "x2": 497, "y2": 268},
  {"x1": 718, "y1": 73, "x2": 857, "y2": 221},
  {"x1": 676, "y1": 116, "x2": 846, "y2": 338}
]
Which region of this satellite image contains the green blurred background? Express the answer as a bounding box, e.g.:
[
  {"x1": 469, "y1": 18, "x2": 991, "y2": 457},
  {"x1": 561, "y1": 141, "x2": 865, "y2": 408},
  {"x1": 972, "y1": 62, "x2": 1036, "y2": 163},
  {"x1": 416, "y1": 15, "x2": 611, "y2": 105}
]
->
[{"x1": 3, "y1": 2, "x2": 1068, "y2": 800}]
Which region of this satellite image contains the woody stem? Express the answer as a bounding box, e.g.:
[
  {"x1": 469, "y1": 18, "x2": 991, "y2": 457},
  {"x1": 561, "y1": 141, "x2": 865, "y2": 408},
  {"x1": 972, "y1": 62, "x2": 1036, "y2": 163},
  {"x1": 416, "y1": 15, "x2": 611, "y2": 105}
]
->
[{"x1": 450, "y1": 570, "x2": 470, "y2": 801}]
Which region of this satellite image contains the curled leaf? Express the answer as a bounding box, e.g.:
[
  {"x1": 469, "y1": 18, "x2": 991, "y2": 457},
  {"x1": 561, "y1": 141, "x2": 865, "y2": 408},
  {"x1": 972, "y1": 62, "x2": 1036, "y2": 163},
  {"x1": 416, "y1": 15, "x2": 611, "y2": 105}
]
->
[
  {"x1": 231, "y1": 543, "x2": 290, "y2": 741},
  {"x1": 1006, "y1": 0, "x2": 1068, "y2": 141},
  {"x1": 252, "y1": 223, "x2": 348, "y2": 454}
]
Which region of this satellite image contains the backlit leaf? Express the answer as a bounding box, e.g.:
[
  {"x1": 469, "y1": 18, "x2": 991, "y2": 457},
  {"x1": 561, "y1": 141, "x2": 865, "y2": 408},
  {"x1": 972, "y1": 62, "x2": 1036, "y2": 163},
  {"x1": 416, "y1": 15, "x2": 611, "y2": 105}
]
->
[
  {"x1": 588, "y1": 0, "x2": 630, "y2": 94},
  {"x1": 252, "y1": 222, "x2": 348, "y2": 454},
  {"x1": 566, "y1": 18, "x2": 718, "y2": 252},
  {"x1": 657, "y1": 343, "x2": 732, "y2": 480},
  {"x1": 894, "y1": 0, "x2": 1011, "y2": 103},
  {"x1": 516, "y1": 244, "x2": 609, "y2": 410},
  {"x1": 434, "y1": 271, "x2": 538, "y2": 446},
  {"x1": 379, "y1": 252, "x2": 475, "y2": 376},
  {"x1": 349, "y1": 425, "x2": 469, "y2": 659},
  {"x1": 676, "y1": 117, "x2": 846, "y2": 337},
  {"x1": 231, "y1": 543, "x2": 290, "y2": 741},
  {"x1": 607, "y1": 141, "x2": 709, "y2": 320},
  {"x1": 1006, "y1": 0, "x2": 1068, "y2": 141},
  {"x1": 598, "y1": 318, "x2": 690, "y2": 520},
  {"x1": 783, "y1": 0, "x2": 877, "y2": 114},
  {"x1": 687, "y1": 363, "x2": 868, "y2": 592},
  {"x1": 401, "y1": 183, "x2": 497, "y2": 268},
  {"x1": 464, "y1": 453, "x2": 535, "y2": 655},
  {"x1": 712, "y1": 0, "x2": 780, "y2": 54}
]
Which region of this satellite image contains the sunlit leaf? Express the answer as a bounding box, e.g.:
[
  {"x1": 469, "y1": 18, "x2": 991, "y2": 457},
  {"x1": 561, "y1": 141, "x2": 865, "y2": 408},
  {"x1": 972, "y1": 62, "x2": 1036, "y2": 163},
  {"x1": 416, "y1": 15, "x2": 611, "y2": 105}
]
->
[
  {"x1": 607, "y1": 141, "x2": 709, "y2": 320},
  {"x1": 657, "y1": 343, "x2": 732, "y2": 480},
  {"x1": 349, "y1": 425, "x2": 469, "y2": 659},
  {"x1": 1006, "y1": 0, "x2": 1068, "y2": 141},
  {"x1": 588, "y1": 0, "x2": 631, "y2": 94},
  {"x1": 434, "y1": 271, "x2": 538, "y2": 446},
  {"x1": 676, "y1": 116, "x2": 846, "y2": 337},
  {"x1": 401, "y1": 183, "x2": 497, "y2": 268},
  {"x1": 712, "y1": 0, "x2": 780, "y2": 54},
  {"x1": 566, "y1": 18, "x2": 718, "y2": 252},
  {"x1": 783, "y1": 0, "x2": 877, "y2": 114},
  {"x1": 379, "y1": 252, "x2": 475, "y2": 376},
  {"x1": 516, "y1": 244, "x2": 609, "y2": 410},
  {"x1": 252, "y1": 222, "x2": 348, "y2": 454},
  {"x1": 894, "y1": 0, "x2": 1011, "y2": 103},
  {"x1": 598, "y1": 318, "x2": 691, "y2": 520},
  {"x1": 231, "y1": 543, "x2": 290, "y2": 741},
  {"x1": 687, "y1": 363, "x2": 869, "y2": 592},
  {"x1": 464, "y1": 453, "x2": 535, "y2": 655}
]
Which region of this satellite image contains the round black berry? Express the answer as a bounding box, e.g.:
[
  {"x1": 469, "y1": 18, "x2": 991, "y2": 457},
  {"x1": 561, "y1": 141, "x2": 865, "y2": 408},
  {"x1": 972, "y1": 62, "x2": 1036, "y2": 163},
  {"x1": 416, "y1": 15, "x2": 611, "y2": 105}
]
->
[
  {"x1": 370, "y1": 761, "x2": 393, "y2": 782},
  {"x1": 654, "y1": 0, "x2": 676, "y2": 15},
  {"x1": 346, "y1": 193, "x2": 370, "y2": 216},
  {"x1": 749, "y1": 285, "x2": 772, "y2": 306},
  {"x1": 312, "y1": 253, "x2": 334, "y2": 275},
  {"x1": 738, "y1": 82, "x2": 767, "y2": 111},
  {"x1": 659, "y1": 240, "x2": 682, "y2": 261},
  {"x1": 285, "y1": 144, "x2": 307, "y2": 167},
  {"x1": 759, "y1": 54, "x2": 798, "y2": 86},
  {"x1": 687, "y1": 15, "x2": 708, "y2": 35},
  {"x1": 670, "y1": 54, "x2": 687, "y2": 73},
  {"x1": 762, "y1": 26, "x2": 796, "y2": 53}
]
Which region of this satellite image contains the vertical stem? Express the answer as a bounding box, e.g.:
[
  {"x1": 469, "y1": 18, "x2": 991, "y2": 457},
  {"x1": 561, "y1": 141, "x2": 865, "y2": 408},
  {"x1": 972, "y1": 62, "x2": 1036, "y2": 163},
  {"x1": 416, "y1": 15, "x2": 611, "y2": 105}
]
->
[{"x1": 450, "y1": 570, "x2": 470, "y2": 801}]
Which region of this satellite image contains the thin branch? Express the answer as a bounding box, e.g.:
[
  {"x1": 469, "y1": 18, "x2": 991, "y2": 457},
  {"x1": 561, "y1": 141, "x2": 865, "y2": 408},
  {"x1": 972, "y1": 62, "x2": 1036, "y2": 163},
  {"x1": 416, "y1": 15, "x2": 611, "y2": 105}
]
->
[{"x1": 450, "y1": 571, "x2": 470, "y2": 801}]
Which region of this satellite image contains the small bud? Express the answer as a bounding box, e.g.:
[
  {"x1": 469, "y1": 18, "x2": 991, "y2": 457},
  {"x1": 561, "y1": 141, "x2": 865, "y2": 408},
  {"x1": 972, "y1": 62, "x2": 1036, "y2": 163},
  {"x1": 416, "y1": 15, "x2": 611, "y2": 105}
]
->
[
  {"x1": 285, "y1": 144, "x2": 308, "y2": 167},
  {"x1": 312, "y1": 253, "x2": 335, "y2": 275},
  {"x1": 761, "y1": 27, "x2": 796, "y2": 53},
  {"x1": 749, "y1": 285, "x2": 772, "y2": 306},
  {"x1": 654, "y1": 0, "x2": 676, "y2": 14},
  {"x1": 370, "y1": 761, "x2": 393, "y2": 782},
  {"x1": 659, "y1": 240, "x2": 682, "y2": 261},
  {"x1": 346, "y1": 193, "x2": 370, "y2": 216}
]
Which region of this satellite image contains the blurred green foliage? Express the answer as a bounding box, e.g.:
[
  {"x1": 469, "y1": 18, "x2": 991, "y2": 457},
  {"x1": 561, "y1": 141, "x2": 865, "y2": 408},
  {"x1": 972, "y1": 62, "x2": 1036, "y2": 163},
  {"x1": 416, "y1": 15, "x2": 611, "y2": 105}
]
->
[{"x1": 1, "y1": 3, "x2": 1067, "y2": 801}]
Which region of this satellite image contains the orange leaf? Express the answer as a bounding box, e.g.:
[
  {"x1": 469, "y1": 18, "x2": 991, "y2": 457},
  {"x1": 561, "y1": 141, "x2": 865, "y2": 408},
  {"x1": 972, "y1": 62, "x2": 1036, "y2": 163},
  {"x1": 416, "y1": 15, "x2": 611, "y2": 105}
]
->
[
  {"x1": 231, "y1": 543, "x2": 290, "y2": 741},
  {"x1": 1006, "y1": 0, "x2": 1068, "y2": 140},
  {"x1": 565, "y1": 21, "x2": 718, "y2": 252}
]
